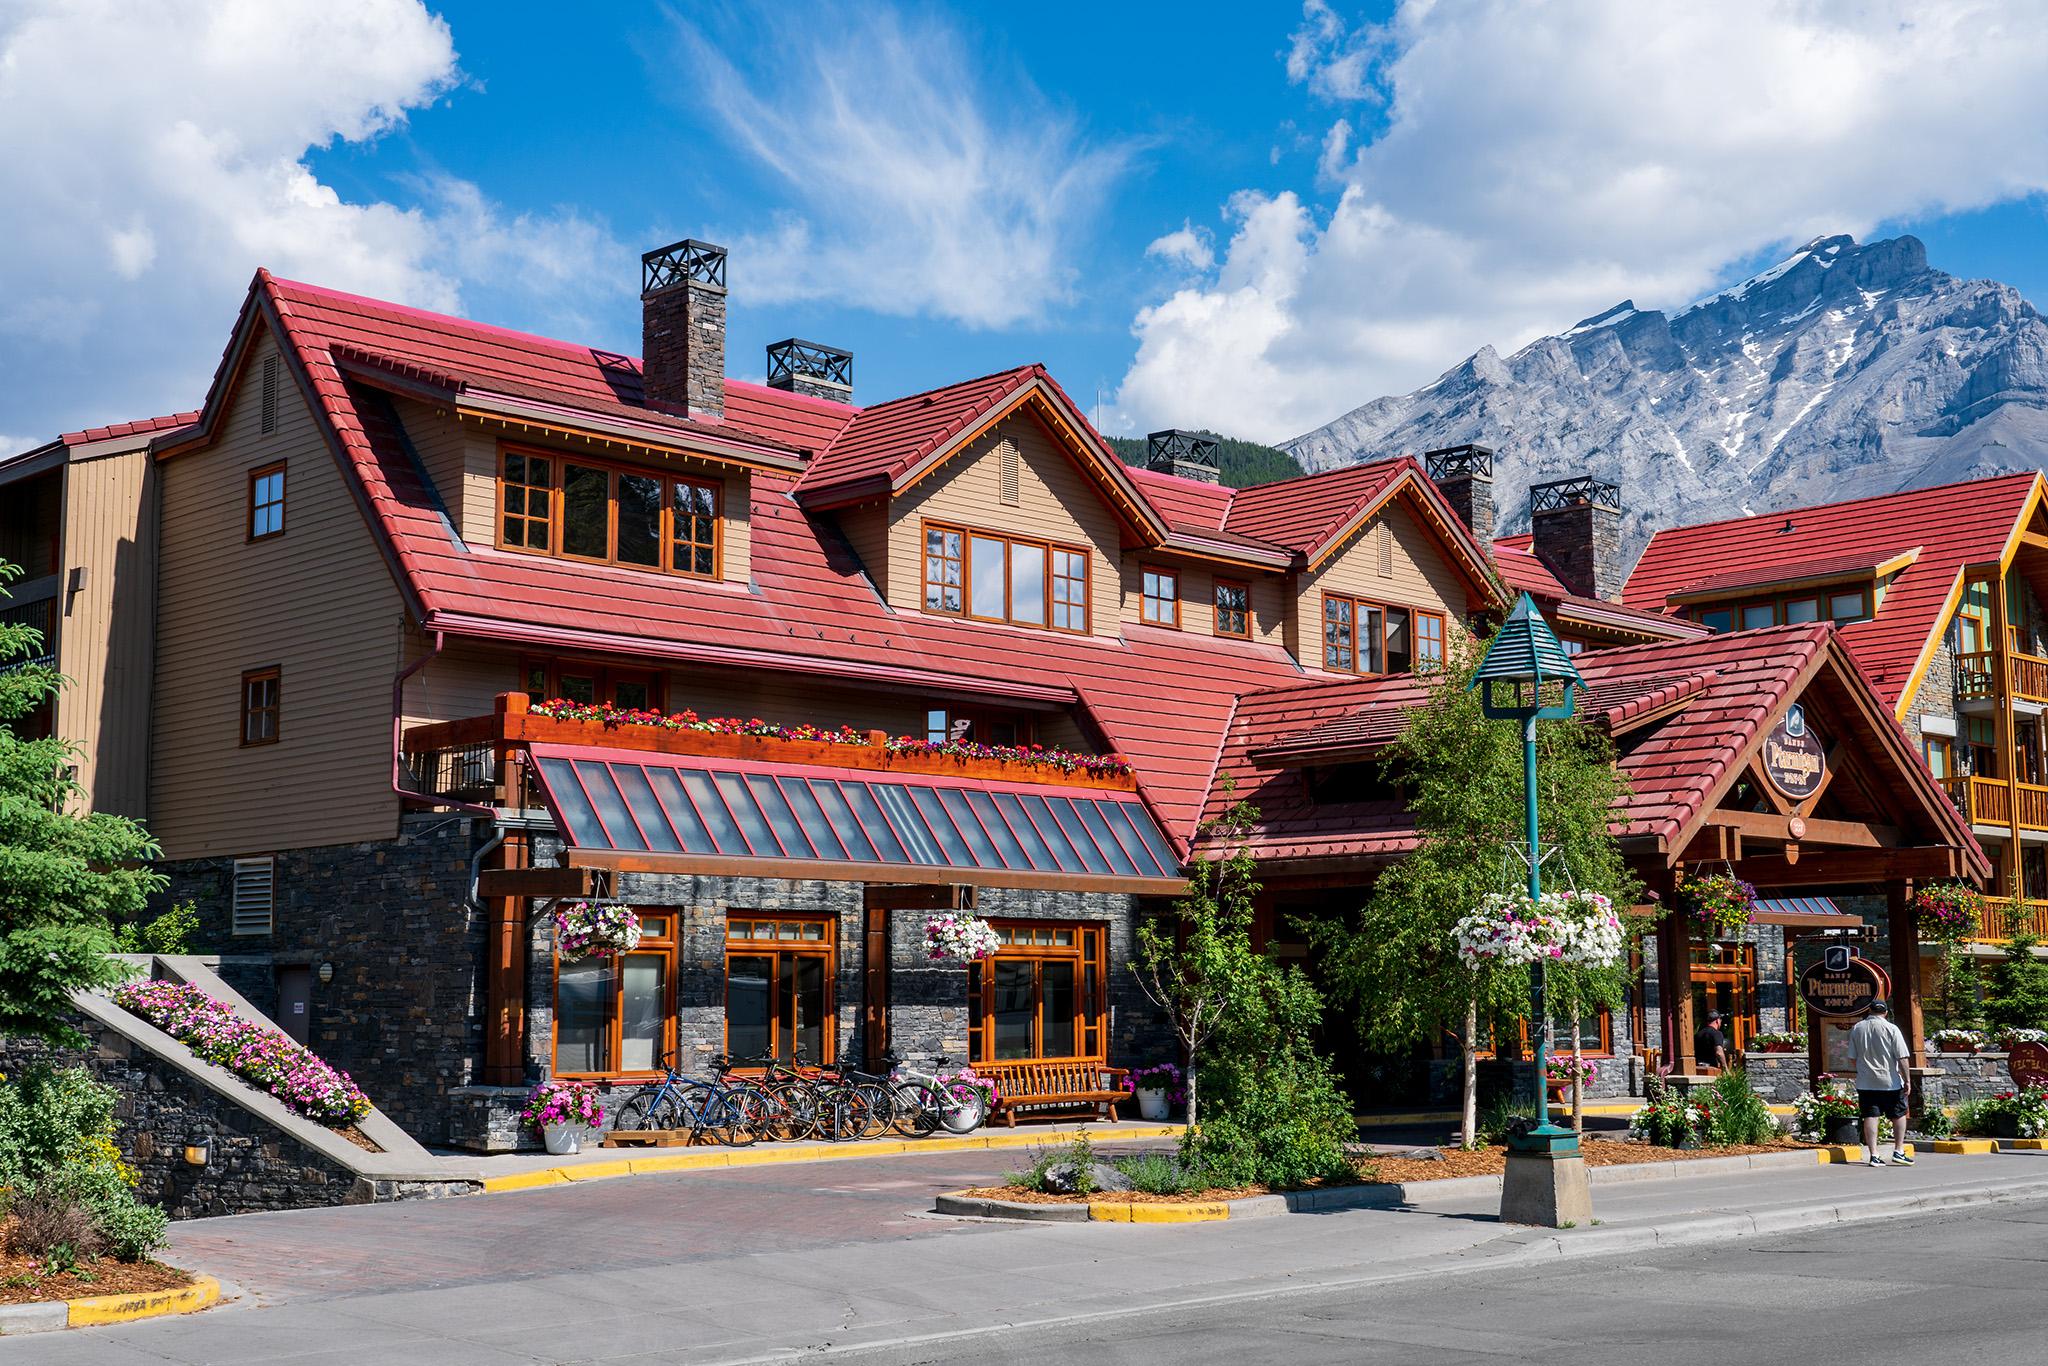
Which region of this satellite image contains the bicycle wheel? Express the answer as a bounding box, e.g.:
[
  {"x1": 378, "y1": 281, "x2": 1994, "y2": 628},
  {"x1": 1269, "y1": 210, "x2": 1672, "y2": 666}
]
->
[
  {"x1": 893, "y1": 1080, "x2": 942, "y2": 1136},
  {"x1": 854, "y1": 1082, "x2": 894, "y2": 1139},
  {"x1": 821, "y1": 1083, "x2": 873, "y2": 1142},
  {"x1": 612, "y1": 1086, "x2": 667, "y2": 1132},
  {"x1": 769, "y1": 1078, "x2": 822, "y2": 1141},
  {"x1": 716, "y1": 1085, "x2": 767, "y2": 1147},
  {"x1": 666, "y1": 1082, "x2": 723, "y2": 1142}
]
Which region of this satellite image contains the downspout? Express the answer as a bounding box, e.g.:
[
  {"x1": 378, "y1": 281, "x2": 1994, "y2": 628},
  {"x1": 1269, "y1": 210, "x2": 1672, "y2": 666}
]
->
[{"x1": 392, "y1": 628, "x2": 497, "y2": 819}]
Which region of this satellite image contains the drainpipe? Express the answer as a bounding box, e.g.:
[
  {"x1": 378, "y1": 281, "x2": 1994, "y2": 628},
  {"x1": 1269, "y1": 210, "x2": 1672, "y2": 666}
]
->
[{"x1": 392, "y1": 629, "x2": 498, "y2": 819}]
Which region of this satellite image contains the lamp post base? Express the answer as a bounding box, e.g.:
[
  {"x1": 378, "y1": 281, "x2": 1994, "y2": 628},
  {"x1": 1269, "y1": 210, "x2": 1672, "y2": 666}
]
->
[{"x1": 1501, "y1": 1145, "x2": 1593, "y2": 1228}]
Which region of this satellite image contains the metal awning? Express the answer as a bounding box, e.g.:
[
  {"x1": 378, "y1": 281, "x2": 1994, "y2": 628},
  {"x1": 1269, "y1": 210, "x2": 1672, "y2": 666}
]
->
[
  {"x1": 525, "y1": 742, "x2": 1186, "y2": 894},
  {"x1": 1754, "y1": 896, "x2": 1853, "y2": 927}
]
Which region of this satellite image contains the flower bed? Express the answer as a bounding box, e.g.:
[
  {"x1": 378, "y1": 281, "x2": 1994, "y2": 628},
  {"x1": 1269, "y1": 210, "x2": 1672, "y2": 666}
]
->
[
  {"x1": 1931, "y1": 1028, "x2": 1988, "y2": 1053},
  {"x1": 525, "y1": 699, "x2": 1133, "y2": 779},
  {"x1": 0, "y1": 1223, "x2": 193, "y2": 1306},
  {"x1": 111, "y1": 980, "x2": 371, "y2": 1126},
  {"x1": 1958, "y1": 1085, "x2": 2048, "y2": 1138},
  {"x1": 1750, "y1": 1032, "x2": 1801, "y2": 1053}
]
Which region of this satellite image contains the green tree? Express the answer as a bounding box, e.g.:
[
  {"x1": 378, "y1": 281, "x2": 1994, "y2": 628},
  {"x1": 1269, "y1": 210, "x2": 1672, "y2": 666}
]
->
[
  {"x1": 1982, "y1": 929, "x2": 2048, "y2": 1036},
  {"x1": 1106, "y1": 433, "x2": 1305, "y2": 489},
  {"x1": 1314, "y1": 645, "x2": 1641, "y2": 1147},
  {"x1": 0, "y1": 559, "x2": 165, "y2": 1045}
]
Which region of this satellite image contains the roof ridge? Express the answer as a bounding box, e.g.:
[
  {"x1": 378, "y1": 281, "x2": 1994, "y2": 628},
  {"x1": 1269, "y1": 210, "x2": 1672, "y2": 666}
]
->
[
  {"x1": 1643, "y1": 470, "x2": 2041, "y2": 544},
  {"x1": 265, "y1": 272, "x2": 617, "y2": 364}
]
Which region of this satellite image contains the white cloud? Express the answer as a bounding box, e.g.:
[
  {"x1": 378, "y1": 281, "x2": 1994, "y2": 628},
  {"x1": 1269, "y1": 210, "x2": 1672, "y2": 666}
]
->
[
  {"x1": 0, "y1": 0, "x2": 619, "y2": 443},
  {"x1": 1285, "y1": 0, "x2": 1386, "y2": 103},
  {"x1": 1116, "y1": 0, "x2": 2048, "y2": 442},
  {"x1": 1146, "y1": 224, "x2": 1215, "y2": 273},
  {"x1": 670, "y1": 8, "x2": 1132, "y2": 330}
]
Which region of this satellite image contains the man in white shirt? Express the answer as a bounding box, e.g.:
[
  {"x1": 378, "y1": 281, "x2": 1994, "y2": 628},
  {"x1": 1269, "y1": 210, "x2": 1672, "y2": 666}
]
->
[{"x1": 1849, "y1": 1000, "x2": 1913, "y2": 1167}]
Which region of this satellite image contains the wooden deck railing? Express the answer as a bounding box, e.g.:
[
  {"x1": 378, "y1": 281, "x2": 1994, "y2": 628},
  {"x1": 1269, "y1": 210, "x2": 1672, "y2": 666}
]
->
[
  {"x1": 1953, "y1": 648, "x2": 2048, "y2": 705},
  {"x1": 1974, "y1": 897, "x2": 2048, "y2": 941},
  {"x1": 1941, "y1": 775, "x2": 2048, "y2": 832},
  {"x1": 2014, "y1": 651, "x2": 2048, "y2": 705}
]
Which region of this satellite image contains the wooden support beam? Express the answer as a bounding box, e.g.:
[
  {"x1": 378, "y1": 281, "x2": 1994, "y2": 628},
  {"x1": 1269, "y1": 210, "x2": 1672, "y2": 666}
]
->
[
  {"x1": 862, "y1": 884, "x2": 974, "y2": 912},
  {"x1": 476, "y1": 865, "x2": 596, "y2": 899},
  {"x1": 2021, "y1": 531, "x2": 2048, "y2": 552},
  {"x1": 482, "y1": 830, "x2": 532, "y2": 1086},
  {"x1": 1700, "y1": 810, "x2": 1898, "y2": 848},
  {"x1": 1731, "y1": 846, "x2": 1958, "y2": 887},
  {"x1": 1889, "y1": 879, "x2": 1926, "y2": 1072}
]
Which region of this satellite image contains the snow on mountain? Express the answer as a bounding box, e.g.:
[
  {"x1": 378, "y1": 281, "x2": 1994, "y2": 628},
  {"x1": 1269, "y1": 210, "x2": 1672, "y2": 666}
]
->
[{"x1": 1281, "y1": 235, "x2": 2048, "y2": 564}]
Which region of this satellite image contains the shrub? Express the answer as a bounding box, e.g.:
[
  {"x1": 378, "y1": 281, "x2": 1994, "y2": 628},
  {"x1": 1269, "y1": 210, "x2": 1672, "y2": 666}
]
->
[
  {"x1": 0, "y1": 1066, "x2": 167, "y2": 1263},
  {"x1": 113, "y1": 902, "x2": 200, "y2": 956},
  {"x1": 1188, "y1": 965, "x2": 1355, "y2": 1189},
  {"x1": 1476, "y1": 1094, "x2": 1539, "y2": 1147},
  {"x1": 3, "y1": 1184, "x2": 100, "y2": 1261},
  {"x1": 1917, "y1": 1105, "x2": 1956, "y2": 1139},
  {"x1": 1983, "y1": 932, "x2": 2048, "y2": 1035},
  {"x1": 1707, "y1": 1070, "x2": 1777, "y2": 1145},
  {"x1": 82, "y1": 1197, "x2": 168, "y2": 1263},
  {"x1": 1112, "y1": 1150, "x2": 1208, "y2": 1195},
  {"x1": 0, "y1": 1064, "x2": 116, "y2": 1189},
  {"x1": 1631, "y1": 1093, "x2": 1702, "y2": 1147}
]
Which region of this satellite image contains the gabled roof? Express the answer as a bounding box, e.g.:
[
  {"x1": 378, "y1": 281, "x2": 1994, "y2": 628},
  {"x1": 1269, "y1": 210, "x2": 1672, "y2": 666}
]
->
[
  {"x1": 1621, "y1": 472, "x2": 2043, "y2": 713},
  {"x1": 1665, "y1": 547, "x2": 1921, "y2": 603},
  {"x1": 1, "y1": 409, "x2": 200, "y2": 483},
  {"x1": 1208, "y1": 624, "x2": 1985, "y2": 875},
  {"x1": 63, "y1": 411, "x2": 201, "y2": 446}
]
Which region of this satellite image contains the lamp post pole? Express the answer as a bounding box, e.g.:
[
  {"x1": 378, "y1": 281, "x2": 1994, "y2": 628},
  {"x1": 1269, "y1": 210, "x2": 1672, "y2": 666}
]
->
[{"x1": 1525, "y1": 712, "x2": 1549, "y2": 1129}]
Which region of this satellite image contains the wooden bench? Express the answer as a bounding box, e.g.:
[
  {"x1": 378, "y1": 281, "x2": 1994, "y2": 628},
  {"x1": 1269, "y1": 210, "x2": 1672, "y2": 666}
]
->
[{"x1": 979, "y1": 1061, "x2": 1132, "y2": 1127}]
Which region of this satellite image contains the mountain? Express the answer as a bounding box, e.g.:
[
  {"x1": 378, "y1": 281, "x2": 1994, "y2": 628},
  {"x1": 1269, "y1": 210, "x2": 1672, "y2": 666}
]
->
[
  {"x1": 1282, "y1": 234, "x2": 2048, "y2": 561},
  {"x1": 1106, "y1": 432, "x2": 1304, "y2": 488}
]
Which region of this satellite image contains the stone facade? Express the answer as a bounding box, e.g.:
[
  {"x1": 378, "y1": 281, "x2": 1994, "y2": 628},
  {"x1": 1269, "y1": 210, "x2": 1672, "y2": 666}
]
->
[
  {"x1": 154, "y1": 813, "x2": 489, "y2": 1144},
  {"x1": 0, "y1": 1023, "x2": 469, "y2": 1218},
  {"x1": 1642, "y1": 922, "x2": 1793, "y2": 1061},
  {"x1": 641, "y1": 276, "x2": 726, "y2": 419},
  {"x1": 1530, "y1": 499, "x2": 1624, "y2": 601}
]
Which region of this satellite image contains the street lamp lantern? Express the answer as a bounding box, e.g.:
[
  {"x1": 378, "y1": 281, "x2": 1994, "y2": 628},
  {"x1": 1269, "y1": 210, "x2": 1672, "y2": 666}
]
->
[{"x1": 1469, "y1": 593, "x2": 1593, "y2": 1224}]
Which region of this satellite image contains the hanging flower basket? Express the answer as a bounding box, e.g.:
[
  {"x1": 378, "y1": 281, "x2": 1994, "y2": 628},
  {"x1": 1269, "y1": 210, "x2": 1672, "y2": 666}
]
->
[
  {"x1": 925, "y1": 913, "x2": 1000, "y2": 964},
  {"x1": 1675, "y1": 871, "x2": 1757, "y2": 938},
  {"x1": 553, "y1": 900, "x2": 642, "y2": 961},
  {"x1": 1454, "y1": 889, "x2": 1623, "y2": 968},
  {"x1": 1911, "y1": 882, "x2": 1982, "y2": 944}
]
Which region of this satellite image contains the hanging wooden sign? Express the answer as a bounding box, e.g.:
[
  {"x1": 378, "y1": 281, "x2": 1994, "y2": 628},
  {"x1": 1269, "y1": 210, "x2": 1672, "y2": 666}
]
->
[
  {"x1": 2010, "y1": 1041, "x2": 2048, "y2": 1091},
  {"x1": 1762, "y1": 704, "x2": 1826, "y2": 801},
  {"x1": 1799, "y1": 952, "x2": 1890, "y2": 1017}
]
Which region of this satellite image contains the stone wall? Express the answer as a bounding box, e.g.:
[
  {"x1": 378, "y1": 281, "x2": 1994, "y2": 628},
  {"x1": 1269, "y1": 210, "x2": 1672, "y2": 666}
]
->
[
  {"x1": 1921, "y1": 1051, "x2": 2023, "y2": 1106},
  {"x1": 0, "y1": 1022, "x2": 468, "y2": 1218},
  {"x1": 155, "y1": 813, "x2": 488, "y2": 1143}
]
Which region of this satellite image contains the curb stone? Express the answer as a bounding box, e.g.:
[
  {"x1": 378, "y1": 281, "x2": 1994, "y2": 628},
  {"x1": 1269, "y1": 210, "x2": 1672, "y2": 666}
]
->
[{"x1": 0, "y1": 1274, "x2": 220, "y2": 1335}]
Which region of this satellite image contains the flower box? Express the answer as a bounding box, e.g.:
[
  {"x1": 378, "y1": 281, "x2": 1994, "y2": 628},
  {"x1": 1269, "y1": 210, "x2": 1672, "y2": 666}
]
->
[{"x1": 1756, "y1": 1042, "x2": 1798, "y2": 1054}]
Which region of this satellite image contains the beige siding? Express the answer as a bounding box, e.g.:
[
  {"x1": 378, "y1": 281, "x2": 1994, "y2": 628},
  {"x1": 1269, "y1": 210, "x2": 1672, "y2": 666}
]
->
[
  {"x1": 151, "y1": 330, "x2": 408, "y2": 858},
  {"x1": 835, "y1": 501, "x2": 891, "y2": 596},
  {"x1": 409, "y1": 412, "x2": 754, "y2": 586},
  {"x1": 884, "y1": 415, "x2": 1122, "y2": 636},
  {"x1": 1114, "y1": 557, "x2": 1285, "y2": 645},
  {"x1": 53, "y1": 446, "x2": 155, "y2": 819},
  {"x1": 1298, "y1": 497, "x2": 1473, "y2": 675}
]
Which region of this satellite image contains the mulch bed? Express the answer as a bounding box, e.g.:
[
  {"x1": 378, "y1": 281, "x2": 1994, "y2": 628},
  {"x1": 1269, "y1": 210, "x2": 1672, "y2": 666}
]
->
[
  {"x1": 966, "y1": 1138, "x2": 1820, "y2": 1205},
  {"x1": 336, "y1": 1125, "x2": 382, "y2": 1154},
  {"x1": 0, "y1": 1223, "x2": 192, "y2": 1306}
]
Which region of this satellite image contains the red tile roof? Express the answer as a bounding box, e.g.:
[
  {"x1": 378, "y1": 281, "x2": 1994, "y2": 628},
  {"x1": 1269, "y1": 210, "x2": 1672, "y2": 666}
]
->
[
  {"x1": 1223, "y1": 458, "x2": 1408, "y2": 556},
  {"x1": 793, "y1": 365, "x2": 1041, "y2": 502},
  {"x1": 62, "y1": 411, "x2": 200, "y2": 446},
  {"x1": 1621, "y1": 473, "x2": 2041, "y2": 709}
]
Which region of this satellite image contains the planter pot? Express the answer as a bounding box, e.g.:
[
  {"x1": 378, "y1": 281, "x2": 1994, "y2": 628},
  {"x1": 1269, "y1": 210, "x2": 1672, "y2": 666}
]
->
[
  {"x1": 1135, "y1": 1087, "x2": 1171, "y2": 1122},
  {"x1": 1759, "y1": 1043, "x2": 1797, "y2": 1054},
  {"x1": 542, "y1": 1122, "x2": 587, "y2": 1155},
  {"x1": 1938, "y1": 1043, "x2": 1979, "y2": 1055},
  {"x1": 1992, "y1": 1114, "x2": 2021, "y2": 1139},
  {"x1": 1824, "y1": 1117, "x2": 1861, "y2": 1145}
]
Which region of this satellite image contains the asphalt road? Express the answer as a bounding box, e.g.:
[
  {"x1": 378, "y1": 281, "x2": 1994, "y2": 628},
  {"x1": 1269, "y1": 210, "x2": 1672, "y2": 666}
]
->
[{"x1": 11, "y1": 1145, "x2": 2045, "y2": 1365}]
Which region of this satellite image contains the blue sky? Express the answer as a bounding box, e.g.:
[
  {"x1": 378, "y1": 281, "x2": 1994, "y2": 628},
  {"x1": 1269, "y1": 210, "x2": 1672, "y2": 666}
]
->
[{"x1": 5, "y1": 1, "x2": 2048, "y2": 451}]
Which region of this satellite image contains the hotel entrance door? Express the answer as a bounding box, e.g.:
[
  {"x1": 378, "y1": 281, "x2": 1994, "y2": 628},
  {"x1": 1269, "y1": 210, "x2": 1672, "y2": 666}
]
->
[{"x1": 1689, "y1": 942, "x2": 1758, "y2": 1051}]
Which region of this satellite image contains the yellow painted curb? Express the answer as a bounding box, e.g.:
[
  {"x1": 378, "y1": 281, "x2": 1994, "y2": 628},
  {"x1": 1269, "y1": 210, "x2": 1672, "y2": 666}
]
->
[
  {"x1": 2000, "y1": 1137, "x2": 2048, "y2": 1150},
  {"x1": 1089, "y1": 1200, "x2": 1230, "y2": 1223},
  {"x1": 1931, "y1": 1139, "x2": 1999, "y2": 1154},
  {"x1": 479, "y1": 1124, "x2": 1186, "y2": 1194},
  {"x1": 1820, "y1": 1143, "x2": 1916, "y2": 1164},
  {"x1": 66, "y1": 1274, "x2": 219, "y2": 1327}
]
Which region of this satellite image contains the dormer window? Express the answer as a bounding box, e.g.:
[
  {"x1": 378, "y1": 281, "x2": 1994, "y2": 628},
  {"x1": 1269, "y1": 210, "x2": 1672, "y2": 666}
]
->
[
  {"x1": 497, "y1": 445, "x2": 721, "y2": 580},
  {"x1": 1141, "y1": 568, "x2": 1179, "y2": 627},
  {"x1": 922, "y1": 520, "x2": 1087, "y2": 633},
  {"x1": 1324, "y1": 593, "x2": 1444, "y2": 675}
]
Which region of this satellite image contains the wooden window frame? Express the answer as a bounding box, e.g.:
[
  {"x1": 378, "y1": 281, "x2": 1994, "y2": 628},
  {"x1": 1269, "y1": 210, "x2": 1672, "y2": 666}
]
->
[
  {"x1": 1514, "y1": 1010, "x2": 1614, "y2": 1059},
  {"x1": 920, "y1": 519, "x2": 1090, "y2": 634},
  {"x1": 521, "y1": 657, "x2": 665, "y2": 711},
  {"x1": 494, "y1": 443, "x2": 722, "y2": 581},
  {"x1": 239, "y1": 666, "x2": 280, "y2": 747},
  {"x1": 1414, "y1": 609, "x2": 1447, "y2": 668},
  {"x1": 246, "y1": 462, "x2": 286, "y2": 542},
  {"x1": 551, "y1": 910, "x2": 678, "y2": 1080},
  {"x1": 1323, "y1": 593, "x2": 1431, "y2": 675},
  {"x1": 1140, "y1": 566, "x2": 1180, "y2": 628},
  {"x1": 1694, "y1": 584, "x2": 1875, "y2": 633},
  {"x1": 966, "y1": 920, "x2": 1107, "y2": 1065},
  {"x1": 1213, "y1": 578, "x2": 1250, "y2": 638},
  {"x1": 723, "y1": 914, "x2": 838, "y2": 1067},
  {"x1": 1050, "y1": 546, "x2": 1090, "y2": 634}
]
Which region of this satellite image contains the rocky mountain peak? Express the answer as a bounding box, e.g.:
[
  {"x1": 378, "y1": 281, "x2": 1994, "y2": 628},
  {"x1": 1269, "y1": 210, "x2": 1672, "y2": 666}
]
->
[{"x1": 1282, "y1": 233, "x2": 2048, "y2": 568}]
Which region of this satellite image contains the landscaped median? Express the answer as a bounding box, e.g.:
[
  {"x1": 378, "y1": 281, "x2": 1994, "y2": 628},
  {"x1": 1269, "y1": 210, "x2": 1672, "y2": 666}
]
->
[{"x1": 0, "y1": 1274, "x2": 219, "y2": 1336}]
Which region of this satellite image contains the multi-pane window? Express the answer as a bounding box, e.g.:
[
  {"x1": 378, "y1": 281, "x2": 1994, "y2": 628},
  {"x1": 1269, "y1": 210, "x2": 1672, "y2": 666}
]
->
[
  {"x1": 1324, "y1": 594, "x2": 1444, "y2": 675},
  {"x1": 240, "y1": 667, "x2": 280, "y2": 746},
  {"x1": 1141, "y1": 568, "x2": 1179, "y2": 627},
  {"x1": 247, "y1": 464, "x2": 285, "y2": 540},
  {"x1": 967, "y1": 921, "x2": 1106, "y2": 1063},
  {"x1": 1696, "y1": 587, "x2": 1872, "y2": 633},
  {"x1": 555, "y1": 911, "x2": 676, "y2": 1076},
  {"x1": 522, "y1": 658, "x2": 660, "y2": 711},
  {"x1": 923, "y1": 522, "x2": 1087, "y2": 633},
  {"x1": 725, "y1": 916, "x2": 835, "y2": 1065},
  {"x1": 1214, "y1": 579, "x2": 1250, "y2": 638},
  {"x1": 497, "y1": 447, "x2": 720, "y2": 579}
]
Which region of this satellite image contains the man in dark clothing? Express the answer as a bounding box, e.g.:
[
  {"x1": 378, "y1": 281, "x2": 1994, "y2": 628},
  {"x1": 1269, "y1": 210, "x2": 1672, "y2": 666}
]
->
[{"x1": 1694, "y1": 1011, "x2": 1731, "y2": 1072}]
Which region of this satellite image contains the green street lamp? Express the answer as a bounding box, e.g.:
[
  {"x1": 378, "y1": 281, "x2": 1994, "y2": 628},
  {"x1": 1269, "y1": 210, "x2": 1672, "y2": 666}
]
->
[{"x1": 1469, "y1": 592, "x2": 1585, "y2": 1160}]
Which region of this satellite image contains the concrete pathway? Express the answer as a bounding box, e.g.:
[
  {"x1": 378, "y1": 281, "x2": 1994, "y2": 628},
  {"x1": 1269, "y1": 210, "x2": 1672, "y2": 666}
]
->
[{"x1": 11, "y1": 1146, "x2": 2045, "y2": 1364}]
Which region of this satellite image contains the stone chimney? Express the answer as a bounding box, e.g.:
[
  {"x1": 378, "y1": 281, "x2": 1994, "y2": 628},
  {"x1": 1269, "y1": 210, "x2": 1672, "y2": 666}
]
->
[
  {"x1": 1528, "y1": 476, "x2": 1624, "y2": 600},
  {"x1": 1145, "y1": 429, "x2": 1220, "y2": 483},
  {"x1": 765, "y1": 338, "x2": 853, "y2": 403},
  {"x1": 1423, "y1": 444, "x2": 1495, "y2": 543},
  {"x1": 640, "y1": 239, "x2": 727, "y2": 419}
]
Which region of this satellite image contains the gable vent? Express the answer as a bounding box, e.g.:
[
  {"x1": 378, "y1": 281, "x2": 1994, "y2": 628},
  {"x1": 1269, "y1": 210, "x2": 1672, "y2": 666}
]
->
[
  {"x1": 1376, "y1": 521, "x2": 1394, "y2": 577},
  {"x1": 259, "y1": 356, "x2": 280, "y2": 435},
  {"x1": 999, "y1": 439, "x2": 1020, "y2": 506},
  {"x1": 231, "y1": 856, "x2": 275, "y2": 936}
]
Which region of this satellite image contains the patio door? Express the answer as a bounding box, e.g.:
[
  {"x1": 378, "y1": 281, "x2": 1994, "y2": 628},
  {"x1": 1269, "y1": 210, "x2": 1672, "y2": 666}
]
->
[
  {"x1": 1688, "y1": 942, "x2": 1758, "y2": 1051},
  {"x1": 724, "y1": 915, "x2": 835, "y2": 1065}
]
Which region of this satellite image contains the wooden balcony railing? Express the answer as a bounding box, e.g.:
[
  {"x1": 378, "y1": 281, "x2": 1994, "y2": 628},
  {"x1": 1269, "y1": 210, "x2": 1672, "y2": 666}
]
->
[
  {"x1": 1974, "y1": 897, "x2": 2048, "y2": 941},
  {"x1": 0, "y1": 574, "x2": 58, "y2": 670},
  {"x1": 1941, "y1": 775, "x2": 2048, "y2": 832},
  {"x1": 1954, "y1": 648, "x2": 2048, "y2": 706}
]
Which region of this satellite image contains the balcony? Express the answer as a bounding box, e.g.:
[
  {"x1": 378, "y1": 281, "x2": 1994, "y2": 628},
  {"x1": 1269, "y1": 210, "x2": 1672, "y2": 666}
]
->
[
  {"x1": 1956, "y1": 648, "x2": 2048, "y2": 713},
  {"x1": 1942, "y1": 774, "x2": 2048, "y2": 836},
  {"x1": 1970, "y1": 896, "x2": 2048, "y2": 942},
  {"x1": 0, "y1": 573, "x2": 58, "y2": 670}
]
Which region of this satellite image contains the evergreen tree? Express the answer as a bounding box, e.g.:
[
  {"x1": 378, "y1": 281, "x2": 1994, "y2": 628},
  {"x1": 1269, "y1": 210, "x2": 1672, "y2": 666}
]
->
[
  {"x1": 1106, "y1": 433, "x2": 1305, "y2": 489},
  {"x1": 0, "y1": 559, "x2": 165, "y2": 1045},
  {"x1": 1981, "y1": 930, "x2": 2048, "y2": 1036},
  {"x1": 1313, "y1": 645, "x2": 1641, "y2": 1147}
]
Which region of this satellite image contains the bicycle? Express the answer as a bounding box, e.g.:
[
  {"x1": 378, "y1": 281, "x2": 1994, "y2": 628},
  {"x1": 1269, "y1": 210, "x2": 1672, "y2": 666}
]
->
[
  {"x1": 885, "y1": 1052, "x2": 990, "y2": 1136},
  {"x1": 613, "y1": 1050, "x2": 763, "y2": 1147},
  {"x1": 793, "y1": 1050, "x2": 894, "y2": 1141}
]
